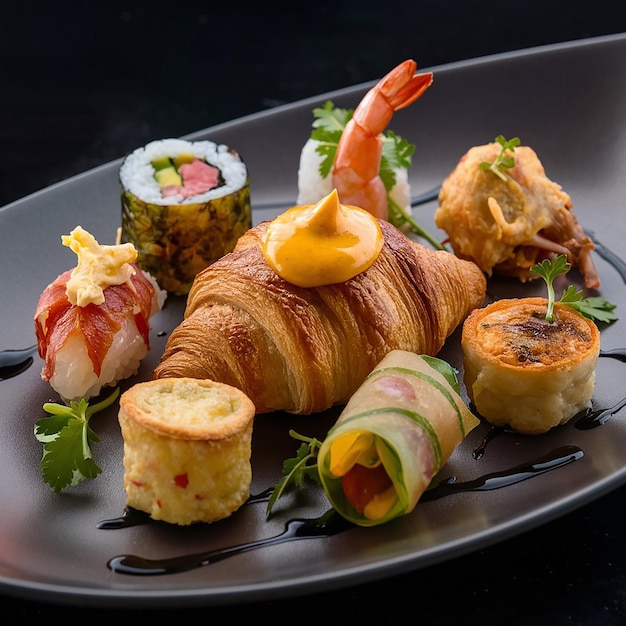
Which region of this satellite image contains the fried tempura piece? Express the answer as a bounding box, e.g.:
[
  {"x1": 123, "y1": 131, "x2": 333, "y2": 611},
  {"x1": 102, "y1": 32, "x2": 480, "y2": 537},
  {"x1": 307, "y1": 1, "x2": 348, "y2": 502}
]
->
[{"x1": 435, "y1": 141, "x2": 599, "y2": 288}]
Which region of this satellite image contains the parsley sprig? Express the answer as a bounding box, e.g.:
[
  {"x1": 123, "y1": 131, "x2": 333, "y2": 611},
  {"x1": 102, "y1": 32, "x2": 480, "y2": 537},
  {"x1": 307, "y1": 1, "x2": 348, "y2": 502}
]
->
[
  {"x1": 479, "y1": 135, "x2": 520, "y2": 181},
  {"x1": 309, "y1": 101, "x2": 445, "y2": 250},
  {"x1": 35, "y1": 387, "x2": 120, "y2": 493},
  {"x1": 529, "y1": 255, "x2": 617, "y2": 323},
  {"x1": 266, "y1": 430, "x2": 322, "y2": 519}
]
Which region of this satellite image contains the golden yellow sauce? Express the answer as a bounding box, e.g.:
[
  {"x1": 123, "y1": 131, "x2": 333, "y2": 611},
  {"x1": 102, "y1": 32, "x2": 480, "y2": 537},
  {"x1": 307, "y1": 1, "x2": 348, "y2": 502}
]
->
[
  {"x1": 62, "y1": 225, "x2": 138, "y2": 306},
  {"x1": 261, "y1": 189, "x2": 383, "y2": 287}
]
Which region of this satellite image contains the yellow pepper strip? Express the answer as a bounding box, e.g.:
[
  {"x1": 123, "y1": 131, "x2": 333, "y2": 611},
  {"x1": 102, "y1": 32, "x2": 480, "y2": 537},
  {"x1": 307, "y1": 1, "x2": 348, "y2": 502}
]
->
[
  {"x1": 329, "y1": 431, "x2": 378, "y2": 476},
  {"x1": 363, "y1": 485, "x2": 398, "y2": 521}
]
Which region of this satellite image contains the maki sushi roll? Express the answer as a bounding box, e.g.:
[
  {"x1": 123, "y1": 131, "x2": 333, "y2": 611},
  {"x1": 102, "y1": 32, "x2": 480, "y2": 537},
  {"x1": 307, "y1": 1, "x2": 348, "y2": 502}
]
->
[
  {"x1": 34, "y1": 226, "x2": 166, "y2": 402},
  {"x1": 119, "y1": 138, "x2": 252, "y2": 295}
]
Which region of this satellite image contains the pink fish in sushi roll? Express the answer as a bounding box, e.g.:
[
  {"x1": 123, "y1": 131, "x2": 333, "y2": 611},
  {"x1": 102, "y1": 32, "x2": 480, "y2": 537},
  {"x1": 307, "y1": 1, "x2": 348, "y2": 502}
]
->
[{"x1": 34, "y1": 226, "x2": 166, "y2": 401}]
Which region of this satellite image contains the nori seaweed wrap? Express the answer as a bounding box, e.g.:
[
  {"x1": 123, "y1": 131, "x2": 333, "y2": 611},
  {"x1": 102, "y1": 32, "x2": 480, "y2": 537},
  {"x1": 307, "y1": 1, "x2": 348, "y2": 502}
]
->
[{"x1": 119, "y1": 138, "x2": 251, "y2": 295}]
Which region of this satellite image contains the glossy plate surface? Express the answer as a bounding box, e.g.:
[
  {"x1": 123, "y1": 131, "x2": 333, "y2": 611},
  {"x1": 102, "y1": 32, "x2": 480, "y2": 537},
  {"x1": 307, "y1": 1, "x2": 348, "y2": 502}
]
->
[{"x1": 1, "y1": 34, "x2": 626, "y2": 607}]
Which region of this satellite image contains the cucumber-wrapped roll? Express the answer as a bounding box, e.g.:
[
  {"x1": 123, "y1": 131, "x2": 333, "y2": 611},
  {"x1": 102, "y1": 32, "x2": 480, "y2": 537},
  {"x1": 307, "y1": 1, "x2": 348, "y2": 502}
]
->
[
  {"x1": 119, "y1": 138, "x2": 251, "y2": 295},
  {"x1": 317, "y1": 350, "x2": 480, "y2": 526}
]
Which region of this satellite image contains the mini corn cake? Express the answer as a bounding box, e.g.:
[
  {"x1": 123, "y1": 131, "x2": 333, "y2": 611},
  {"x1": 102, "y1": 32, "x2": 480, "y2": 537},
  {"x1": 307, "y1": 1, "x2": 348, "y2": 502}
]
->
[
  {"x1": 462, "y1": 297, "x2": 600, "y2": 435},
  {"x1": 118, "y1": 377, "x2": 255, "y2": 525}
]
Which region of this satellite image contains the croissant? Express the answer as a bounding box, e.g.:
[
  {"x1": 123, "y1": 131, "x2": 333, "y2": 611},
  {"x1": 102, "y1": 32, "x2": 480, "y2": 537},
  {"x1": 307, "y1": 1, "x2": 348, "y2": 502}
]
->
[{"x1": 153, "y1": 219, "x2": 487, "y2": 414}]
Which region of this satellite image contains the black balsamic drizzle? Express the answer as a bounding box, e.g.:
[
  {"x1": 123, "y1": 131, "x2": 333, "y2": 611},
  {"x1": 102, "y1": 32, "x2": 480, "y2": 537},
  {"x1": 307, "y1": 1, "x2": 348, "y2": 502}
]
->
[
  {"x1": 599, "y1": 348, "x2": 626, "y2": 362},
  {"x1": 422, "y1": 446, "x2": 584, "y2": 502},
  {"x1": 97, "y1": 489, "x2": 274, "y2": 530},
  {"x1": 410, "y1": 185, "x2": 441, "y2": 207},
  {"x1": 472, "y1": 425, "x2": 511, "y2": 460},
  {"x1": 101, "y1": 446, "x2": 586, "y2": 576},
  {"x1": 0, "y1": 345, "x2": 37, "y2": 380},
  {"x1": 574, "y1": 397, "x2": 626, "y2": 430},
  {"x1": 97, "y1": 507, "x2": 153, "y2": 530},
  {"x1": 107, "y1": 509, "x2": 352, "y2": 576}
]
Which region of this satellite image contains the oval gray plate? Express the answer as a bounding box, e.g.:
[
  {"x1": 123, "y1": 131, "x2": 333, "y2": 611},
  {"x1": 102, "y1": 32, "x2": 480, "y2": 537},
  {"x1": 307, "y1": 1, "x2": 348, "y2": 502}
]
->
[{"x1": 1, "y1": 33, "x2": 625, "y2": 608}]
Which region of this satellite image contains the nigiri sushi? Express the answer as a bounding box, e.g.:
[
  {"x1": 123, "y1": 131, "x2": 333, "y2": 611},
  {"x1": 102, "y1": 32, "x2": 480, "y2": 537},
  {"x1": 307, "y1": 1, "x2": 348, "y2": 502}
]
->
[
  {"x1": 296, "y1": 60, "x2": 433, "y2": 224},
  {"x1": 34, "y1": 226, "x2": 166, "y2": 401},
  {"x1": 296, "y1": 132, "x2": 412, "y2": 218}
]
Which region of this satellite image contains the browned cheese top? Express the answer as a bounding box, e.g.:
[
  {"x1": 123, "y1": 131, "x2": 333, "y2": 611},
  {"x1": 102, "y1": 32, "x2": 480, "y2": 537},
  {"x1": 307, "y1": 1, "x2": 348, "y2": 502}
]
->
[{"x1": 463, "y1": 297, "x2": 600, "y2": 369}]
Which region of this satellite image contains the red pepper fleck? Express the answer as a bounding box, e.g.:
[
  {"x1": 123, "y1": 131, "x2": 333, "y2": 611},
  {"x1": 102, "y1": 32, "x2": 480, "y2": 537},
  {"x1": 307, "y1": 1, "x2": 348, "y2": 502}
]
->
[
  {"x1": 131, "y1": 479, "x2": 145, "y2": 487},
  {"x1": 174, "y1": 473, "x2": 189, "y2": 488}
]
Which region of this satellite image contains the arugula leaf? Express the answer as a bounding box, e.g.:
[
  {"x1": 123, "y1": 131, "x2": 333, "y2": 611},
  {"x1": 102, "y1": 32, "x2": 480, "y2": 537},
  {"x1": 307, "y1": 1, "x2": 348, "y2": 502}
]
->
[
  {"x1": 529, "y1": 255, "x2": 617, "y2": 323},
  {"x1": 307, "y1": 101, "x2": 444, "y2": 249},
  {"x1": 35, "y1": 387, "x2": 120, "y2": 493},
  {"x1": 479, "y1": 134, "x2": 521, "y2": 181},
  {"x1": 266, "y1": 430, "x2": 322, "y2": 519}
]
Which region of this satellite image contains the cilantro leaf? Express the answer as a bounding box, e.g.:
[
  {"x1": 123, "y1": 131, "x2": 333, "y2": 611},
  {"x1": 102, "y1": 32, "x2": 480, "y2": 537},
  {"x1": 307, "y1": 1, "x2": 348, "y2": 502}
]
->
[
  {"x1": 311, "y1": 101, "x2": 352, "y2": 178},
  {"x1": 560, "y1": 286, "x2": 618, "y2": 323},
  {"x1": 266, "y1": 430, "x2": 322, "y2": 519},
  {"x1": 529, "y1": 255, "x2": 570, "y2": 321},
  {"x1": 380, "y1": 130, "x2": 415, "y2": 194},
  {"x1": 35, "y1": 387, "x2": 120, "y2": 493},
  {"x1": 529, "y1": 255, "x2": 618, "y2": 323},
  {"x1": 479, "y1": 135, "x2": 521, "y2": 181},
  {"x1": 39, "y1": 418, "x2": 101, "y2": 491}
]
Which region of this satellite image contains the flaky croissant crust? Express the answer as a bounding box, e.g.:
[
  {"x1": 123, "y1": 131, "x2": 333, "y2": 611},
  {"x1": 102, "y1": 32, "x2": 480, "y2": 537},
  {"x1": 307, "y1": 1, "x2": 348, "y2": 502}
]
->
[{"x1": 153, "y1": 220, "x2": 486, "y2": 414}]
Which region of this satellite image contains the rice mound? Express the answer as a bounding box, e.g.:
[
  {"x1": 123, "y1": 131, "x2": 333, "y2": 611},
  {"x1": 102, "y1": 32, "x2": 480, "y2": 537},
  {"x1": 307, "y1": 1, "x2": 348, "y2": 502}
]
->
[
  {"x1": 50, "y1": 318, "x2": 148, "y2": 401},
  {"x1": 296, "y1": 137, "x2": 412, "y2": 213}
]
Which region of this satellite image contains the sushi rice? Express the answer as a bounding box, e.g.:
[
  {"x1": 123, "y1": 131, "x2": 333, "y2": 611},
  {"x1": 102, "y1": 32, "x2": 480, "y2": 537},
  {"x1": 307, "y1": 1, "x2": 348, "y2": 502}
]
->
[
  {"x1": 296, "y1": 138, "x2": 412, "y2": 215},
  {"x1": 40, "y1": 270, "x2": 166, "y2": 402},
  {"x1": 119, "y1": 138, "x2": 247, "y2": 206}
]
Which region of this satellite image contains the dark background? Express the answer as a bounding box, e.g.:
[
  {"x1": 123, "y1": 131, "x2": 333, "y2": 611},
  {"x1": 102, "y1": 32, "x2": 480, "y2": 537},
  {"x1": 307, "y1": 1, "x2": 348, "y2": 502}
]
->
[
  {"x1": 2, "y1": 1, "x2": 626, "y2": 208},
  {"x1": 2, "y1": 2, "x2": 626, "y2": 624}
]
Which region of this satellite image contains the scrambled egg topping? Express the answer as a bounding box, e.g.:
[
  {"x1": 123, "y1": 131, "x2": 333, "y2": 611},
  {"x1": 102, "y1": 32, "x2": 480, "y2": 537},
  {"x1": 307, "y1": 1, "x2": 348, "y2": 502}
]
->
[{"x1": 62, "y1": 225, "x2": 137, "y2": 306}]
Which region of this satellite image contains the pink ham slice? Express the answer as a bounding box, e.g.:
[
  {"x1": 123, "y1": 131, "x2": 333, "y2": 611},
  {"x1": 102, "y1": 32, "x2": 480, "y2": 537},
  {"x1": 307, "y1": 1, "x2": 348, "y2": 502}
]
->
[
  {"x1": 34, "y1": 264, "x2": 156, "y2": 380},
  {"x1": 162, "y1": 158, "x2": 220, "y2": 199}
]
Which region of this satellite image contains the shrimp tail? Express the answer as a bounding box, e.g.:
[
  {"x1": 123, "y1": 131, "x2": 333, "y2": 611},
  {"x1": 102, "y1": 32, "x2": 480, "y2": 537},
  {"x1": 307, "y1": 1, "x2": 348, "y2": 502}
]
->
[
  {"x1": 381, "y1": 63, "x2": 434, "y2": 111},
  {"x1": 332, "y1": 59, "x2": 433, "y2": 219}
]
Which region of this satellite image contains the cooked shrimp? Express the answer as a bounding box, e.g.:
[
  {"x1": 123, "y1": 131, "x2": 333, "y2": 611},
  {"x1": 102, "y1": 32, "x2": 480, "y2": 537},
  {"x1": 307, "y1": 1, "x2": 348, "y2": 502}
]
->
[{"x1": 332, "y1": 59, "x2": 433, "y2": 220}]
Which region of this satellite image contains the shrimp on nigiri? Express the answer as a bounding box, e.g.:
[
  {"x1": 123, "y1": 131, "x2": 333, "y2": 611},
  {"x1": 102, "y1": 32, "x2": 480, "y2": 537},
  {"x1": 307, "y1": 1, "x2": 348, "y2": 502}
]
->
[
  {"x1": 297, "y1": 60, "x2": 433, "y2": 223},
  {"x1": 331, "y1": 59, "x2": 433, "y2": 220}
]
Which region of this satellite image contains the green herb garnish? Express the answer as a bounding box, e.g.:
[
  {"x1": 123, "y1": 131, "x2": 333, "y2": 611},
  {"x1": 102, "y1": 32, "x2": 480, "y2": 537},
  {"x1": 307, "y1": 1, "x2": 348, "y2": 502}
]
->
[
  {"x1": 310, "y1": 101, "x2": 352, "y2": 177},
  {"x1": 309, "y1": 101, "x2": 445, "y2": 250},
  {"x1": 35, "y1": 387, "x2": 120, "y2": 493},
  {"x1": 479, "y1": 135, "x2": 520, "y2": 181},
  {"x1": 266, "y1": 430, "x2": 322, "y2": 519},
  {"x1": 529, "y1": 255, "x2": 617, "y2": 323},
  {"x1": 559, "y1": 286, "x2": 618, "y2": 323}
]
